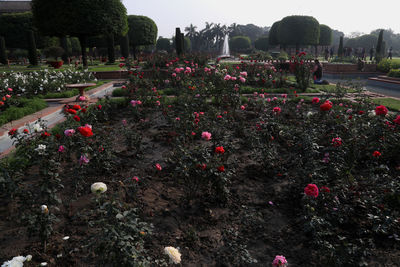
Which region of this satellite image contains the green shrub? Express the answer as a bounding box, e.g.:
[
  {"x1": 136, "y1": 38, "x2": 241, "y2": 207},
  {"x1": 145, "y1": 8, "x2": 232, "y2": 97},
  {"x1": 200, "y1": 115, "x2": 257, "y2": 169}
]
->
[
  {"x1": 388, "y1": 69, "x2": 400, "y2": 78},
  {"x1": 377, "y1": 58, "x2": 400, "y2": 73},
  {"x1": 0, "y1": 98, "x2": 47, "y2": 126},
  {"x1": 229, "y1": 36, "x2": 251, "y2": 52},
  {"x1": 277, "y1": 51, "x2": 288, "y2": 61}
]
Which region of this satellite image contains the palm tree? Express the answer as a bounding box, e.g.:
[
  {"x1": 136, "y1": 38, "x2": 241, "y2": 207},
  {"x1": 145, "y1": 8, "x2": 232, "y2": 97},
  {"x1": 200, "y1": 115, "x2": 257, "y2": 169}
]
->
[
  {"x1": 200, "y1": 22, "x2": 215, "y2": 51},
  {"x1": 184, "y1": 24, "x2": 198, "y2": 39},
  {"x1": 228, "y1": 23, "x2": 241, "y2": 37}
]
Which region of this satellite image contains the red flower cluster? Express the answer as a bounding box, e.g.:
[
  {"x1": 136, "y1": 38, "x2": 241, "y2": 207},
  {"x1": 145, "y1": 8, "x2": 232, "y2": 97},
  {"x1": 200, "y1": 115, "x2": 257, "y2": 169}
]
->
[
  {"x1": 78, "y1": 126, "x2": 93, "y2": 137},
  {"x1": 215, "y1": 146, "x2": 225, "y2": 154},
  {"x1": 66, "y1": 109, "x2": 77, "y2": 115},
  {"x1": 8, "y1": 128, "x2": 17, "y2": 136},
  {"x1": 331, "y1": 137, "x2": 342, "y2": 147},
  {"x1": 41, "y1": 132, "x2": 51, "y2": 138},
  {"x1": 217, "y1": 165, "x2": 225, "y2": 172},
  {"x1": 320, "y1": 186, "x2": 330, "y2": 193},
  {"x1": 312, "y1": 97, "x2": 320, "y2": 104},
  {"x1": 72, "y1": 104, "x2": 81, "y2": 110},
  {"x1": 320, "y1": 100, "x2": 333, "y2": 111},
  {"x1": 373, "y1": 151, "x2": 382, "y2": 157},
  {"x1": 304, "y1": 184, "x2": 319, "y2": 198},
  {"x1": 273, "y1": 107, "x2": 281, "y2": 113},
  {"x1": 375, "y1": 105, "x2": 388, "y2": 116},
  {"x1": 73, "y1": 115, "x2": 80, "y2": 122},
  {"x1": 394, "y1": 115, "x2": 400, "y2": 125}
]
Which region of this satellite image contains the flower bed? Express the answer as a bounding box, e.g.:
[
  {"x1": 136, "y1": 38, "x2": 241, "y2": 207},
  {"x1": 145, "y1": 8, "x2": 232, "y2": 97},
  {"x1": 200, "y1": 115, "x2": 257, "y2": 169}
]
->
[
  {"x1": 1, "y1": 61, "x2": 400, "y2": 266},
  {"x1": 0, "y1": 69, "x2": 95, "y2": 98}
]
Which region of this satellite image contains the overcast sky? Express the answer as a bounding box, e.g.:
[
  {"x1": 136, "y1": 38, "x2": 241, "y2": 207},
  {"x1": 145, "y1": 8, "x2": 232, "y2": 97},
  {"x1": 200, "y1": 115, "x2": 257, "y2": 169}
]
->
[{"x1": 123, "y1": 0, "x2": 399, "y2": 38}]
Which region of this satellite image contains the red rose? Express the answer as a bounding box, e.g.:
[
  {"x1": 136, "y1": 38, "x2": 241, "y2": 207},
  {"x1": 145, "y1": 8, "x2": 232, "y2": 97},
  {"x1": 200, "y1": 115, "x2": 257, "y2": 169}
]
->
[
  {"x1": 358, "y1": 110, "x2": 365, "y2": 115},
  {"x1": 23, "y1": 129, "x2": 29, "y2": 134},
  {"x1": 217, "y1": 165, "x2": 225, "y2": 172},
  {"x1": 273, "y1": 107, "x2": 281, "y2": 113},
  {"x1": 8, "y1": 128, "x2": 17, "y2": 136},
  {"x1": 197, "y1": 163, "x2": 207, "y2": 170},
  {"x1": 78, "y1": 126, "x2": 93, "y2": 137},
  {"x1": 375, "y1": 105, "x2": 388, "y2": 116},
  {"x1": 215, "y1": 146, "x2": 225, "y2": 154},
  {"x1": 393, "y1": 115, "x2": 400, "y2": 125},
  {"x1": 97, "y1": 105, "x2": 102, "y2": 110},
  {"x1": 320, "y1": 101, "x2": 333, "y2": 111},
  {"x1": 41, "y1": 132, "x2": 51, "y2": 138},
  {"x1": 73, "y1": 115, "x2": 80, "y2": 122},
  {"x1": 373, "y1": 151, "x2": 382, "y2": 157},
  {"x1": 320, "y1": 186, "x2": 330, "y2": 193},
  {"x1": 304, "y1": 184, "x2": 319, "y2": 198},
  {"x1": 81, "y1": 108, "x2": 87, "y2": 113},
  {"x1": 312, "y1": 97, "x2": 320, "y2": 104},
  {"x1": 72, "y1": 104, "x2": 81, "y2": 110},
  {"x1": 66, "y1": 109, "x2": 77, "y2": 115}
]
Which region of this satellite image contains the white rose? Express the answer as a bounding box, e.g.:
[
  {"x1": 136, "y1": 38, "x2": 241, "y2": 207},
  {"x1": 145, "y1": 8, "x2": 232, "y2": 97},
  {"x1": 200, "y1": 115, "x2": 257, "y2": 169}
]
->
[
  {"x1": 164, "y1": 246, "x2": 181, "y2": 264},
  {"x1": 91, "y1": 182, "x2": 107, "y2": 194},
  {"x1": 41, "y1": 205, "x2": 48, "y2": 214}
]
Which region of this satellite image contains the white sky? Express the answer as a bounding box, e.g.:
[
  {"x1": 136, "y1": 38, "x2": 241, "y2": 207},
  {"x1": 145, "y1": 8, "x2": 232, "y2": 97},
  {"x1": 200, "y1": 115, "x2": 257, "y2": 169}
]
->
[{"x1": 123, "y1": 0, "x2": 400, "y2": 38}]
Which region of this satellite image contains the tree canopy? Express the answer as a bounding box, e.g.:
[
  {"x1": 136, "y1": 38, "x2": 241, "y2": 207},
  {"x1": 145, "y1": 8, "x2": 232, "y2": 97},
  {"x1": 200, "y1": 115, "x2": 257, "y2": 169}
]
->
[
  {"x1": 255, "y1": 36, "x2": 269, "y2": 51},
  {"x1": 127, "y1": 15, "x2": 158, "y2": 47},
  {"x1": 319, "y1": 24, "x2": 332, "y2": 46},
  {"x1": 345, "y1": 34, "x2": 378, "y2": 50},
  {"x1": 269, "y1": 21, "x2": 281, "y2": 46},
  {"x1": 156, "y1": 37, "x2": 171, "y2": 52},
  {"x1": 229, "y1": 36, "x2": 251, "y2": 52},
  {"x1": 279, "y1": 16, "x2": 320, "y2": 47},
  {"x1": 32, "y1": 0, "x2": 128, "y2": 66},
  {"x1": 0, "y1": 12, "x2": 33, "y2": 48}
]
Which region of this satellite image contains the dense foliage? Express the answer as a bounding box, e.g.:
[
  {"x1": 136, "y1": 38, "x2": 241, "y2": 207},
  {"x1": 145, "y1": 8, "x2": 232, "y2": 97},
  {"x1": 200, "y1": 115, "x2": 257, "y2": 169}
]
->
[
  {"x1": 255, "y1": 36, "x2": 269, "y2": 51},
  {"x1": 127, "y1": 15, "x2": 158, "y2": 48},
  {"x1": 279, "y1": 16, "x2": 320, "y2": 48},
  {"x1": 319, "y1": 24, "x2": 332, "y2": 46},
  {"x1": 229, "y1": 36, "x2": 251, "y2": 52}
]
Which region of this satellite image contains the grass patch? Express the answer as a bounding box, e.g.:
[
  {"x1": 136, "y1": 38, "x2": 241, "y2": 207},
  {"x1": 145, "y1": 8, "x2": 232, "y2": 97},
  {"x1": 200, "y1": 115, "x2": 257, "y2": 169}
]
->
[
  {"x1": 0, "y1": 98, "x2": 48, "y2": 126},
  {"x1": 372, "y1": 98, "x2": 400, "y2": 111}
]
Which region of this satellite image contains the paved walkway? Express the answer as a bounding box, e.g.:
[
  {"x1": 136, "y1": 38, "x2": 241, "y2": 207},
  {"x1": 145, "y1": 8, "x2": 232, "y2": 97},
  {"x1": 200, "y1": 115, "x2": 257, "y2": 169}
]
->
[{"x1": 0, "y1": 80, "x2": 124, "y2": 157}]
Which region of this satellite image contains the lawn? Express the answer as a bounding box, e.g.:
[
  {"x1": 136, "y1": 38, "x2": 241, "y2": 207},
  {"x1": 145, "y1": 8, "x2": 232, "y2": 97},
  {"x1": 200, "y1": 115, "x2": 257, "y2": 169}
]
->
[{"x1": 372, "y1": 97, "x2": 400, "y2": 111}]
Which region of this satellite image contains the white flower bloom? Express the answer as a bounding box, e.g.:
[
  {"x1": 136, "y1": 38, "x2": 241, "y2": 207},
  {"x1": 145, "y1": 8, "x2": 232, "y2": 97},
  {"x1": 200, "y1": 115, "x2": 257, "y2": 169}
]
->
[
  {"x1": 62, "y1": 236, "x2": 70, "y2": 240},
  {"x1": 164, "y1": 246, "x2": 181, "y2": 264},
  {"x1": 1, "y1": 255, "x2": 31, "y2": 267},
  {"x1": 40, "y1": 262, "x2": 47, "y2": 266},
  {"x1": 35, "y1": 144, "x2": 46, "y2": 155},
  {"x1": 368, "y1": 110, "x2": 376, "y2": 117},
  {"x1": 91, "y1": 182, "x2": 107, "y2": 194},
  {"x1": 33, "y1": 124, "x2": 43, "y2": 132},
  {"x1": 41, "y1": 205, "x2": 48, "y2": 214}
]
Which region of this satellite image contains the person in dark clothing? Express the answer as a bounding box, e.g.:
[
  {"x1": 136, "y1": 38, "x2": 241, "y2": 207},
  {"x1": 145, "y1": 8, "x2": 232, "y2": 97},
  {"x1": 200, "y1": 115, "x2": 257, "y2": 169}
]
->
[
  {"x1": 330, "y1": 47, "x2": 334, "y2": 58},
  {"x1": 388, "y1": 47, "x2": 393, "y2": 60},
  {"x1": 313, "y1": 59, "x2": 323, "y2": 84},
  {"x1": 370, "y1": 46, "x2": 374, "y2": 61}
]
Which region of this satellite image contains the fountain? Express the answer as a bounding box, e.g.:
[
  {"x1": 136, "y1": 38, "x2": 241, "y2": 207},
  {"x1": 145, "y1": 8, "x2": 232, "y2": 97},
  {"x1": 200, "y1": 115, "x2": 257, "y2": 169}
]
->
[{"x1": 219, "y1": 34, "x2": 230, "y2": 58}]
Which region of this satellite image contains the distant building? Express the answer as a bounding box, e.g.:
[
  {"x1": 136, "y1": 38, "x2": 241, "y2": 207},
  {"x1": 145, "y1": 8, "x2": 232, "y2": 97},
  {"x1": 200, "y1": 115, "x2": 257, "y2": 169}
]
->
[{"x1": 0, "y1": 1, "x2": 31, "y2": 14}]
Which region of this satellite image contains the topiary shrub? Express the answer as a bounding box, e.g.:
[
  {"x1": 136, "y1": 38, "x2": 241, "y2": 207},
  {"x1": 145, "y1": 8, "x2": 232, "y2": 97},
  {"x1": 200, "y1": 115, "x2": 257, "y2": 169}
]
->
[
  {"x1": 43, "y1": 46, "x2": 64, "y2": 61},
  {"x1": 27, "y1": 30, "x2": 38, "y2": 66},
  {"x1": 255, "y1": 36, "x2": 269, "y2": 51},
  {"x1": 229, "y1": 36, "x2": 251, "y2": 53},
  {"x1": 378, "y1": 59, "x2": 400, "y2": 73}
]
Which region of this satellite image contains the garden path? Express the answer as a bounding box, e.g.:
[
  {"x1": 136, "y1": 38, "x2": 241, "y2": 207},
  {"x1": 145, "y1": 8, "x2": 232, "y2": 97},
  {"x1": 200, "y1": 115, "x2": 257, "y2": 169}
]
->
[{"x1": 0, "y1": 81, "x2": 124, "y2": 157}]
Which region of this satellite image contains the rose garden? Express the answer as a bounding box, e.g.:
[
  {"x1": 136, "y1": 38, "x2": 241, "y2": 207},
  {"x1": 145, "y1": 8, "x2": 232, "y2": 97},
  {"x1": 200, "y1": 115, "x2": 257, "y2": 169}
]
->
[{"x1": 0, "y1": 1, "x2": 400, "y2": 267}]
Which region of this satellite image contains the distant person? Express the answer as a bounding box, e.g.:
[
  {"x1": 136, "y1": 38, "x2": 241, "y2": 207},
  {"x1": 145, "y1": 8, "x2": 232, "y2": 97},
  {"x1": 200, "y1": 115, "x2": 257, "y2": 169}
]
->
[
  {"x1": 324, "y1": 48, "x2": 329, "y2": 61},
  {"x1": 313, "y1": 59, "x2": 323, "y2": 83},
  {"x1": 362, "y1": 47, "x2": 366, "y2": 60},
  {"x1": 330, "y1": 47, "x2": 334, "y2": 58},
  {"x1": 388, "y1": 47, "x2": 393, "y2": 60},
  {"x1": 369, "y1": 46, "x2": 374, "y2": 61}
]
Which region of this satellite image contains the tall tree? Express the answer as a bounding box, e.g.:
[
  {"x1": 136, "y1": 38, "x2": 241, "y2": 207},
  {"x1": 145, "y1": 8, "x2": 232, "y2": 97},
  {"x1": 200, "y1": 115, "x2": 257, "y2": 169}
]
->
[
  {"x1": 107, "y1": 34, "x2": 115, "y2": 63},
  {"x1": 120, "y1": 34, "x2": 130, "y2": 59},
  {"x1": 127, "y1": 15, "x2": 157, "y2": 59},
  {"x1": 279, "y1": 15, "x2": 320, "y2": 53},
  {"x1": 375, "y1": 29, "x2": 384, "y2": 62},
  {"x1": 0, "y1": 36, "x2": 7, "y2": 65},
  {"x1": 338, "y1": 36, "x2": 344, "y2": 57},
  {"x1": 27, "y1": 30, "x2": 38, "y2": 66},
  {"x1": 269, "y1": 21, "x2": 281, "y2": 47},
  {"x1": 32, "y1": 0, "x2": 128, "y2": 67}
]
